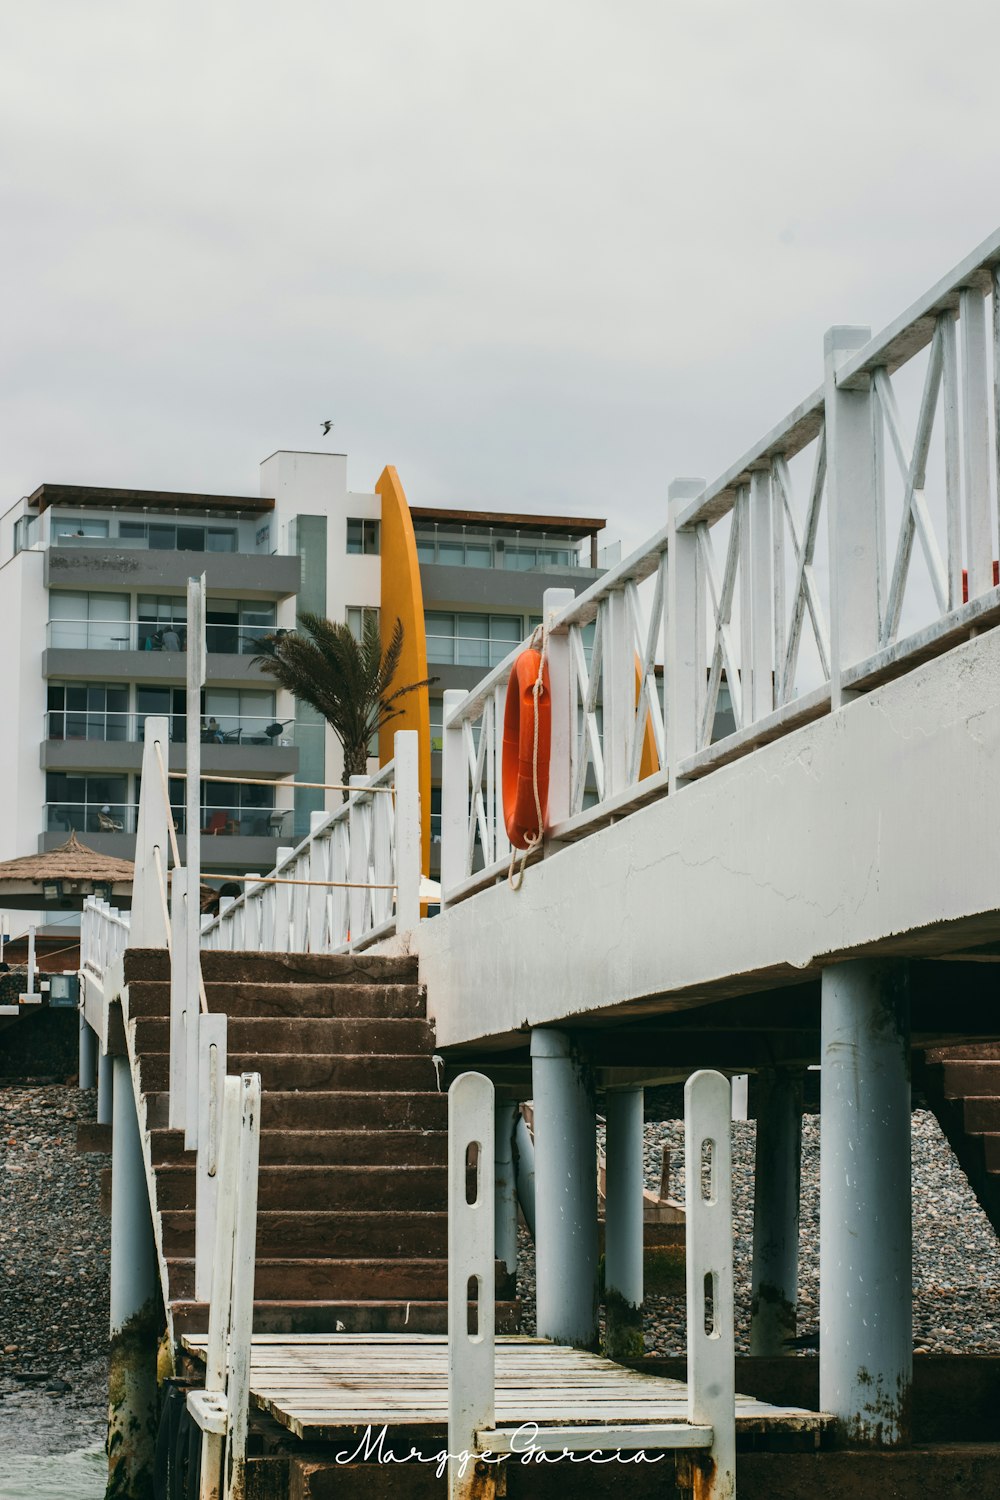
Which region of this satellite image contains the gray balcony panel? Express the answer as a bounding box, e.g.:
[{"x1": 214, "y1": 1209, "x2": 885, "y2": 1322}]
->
[
  {"x1": 419, "y1": 561, "x2": 602, "y2": 611},
  {"x1": 38, "y1": 830, "x2": 284, "y2": 870},
  {"x1": 40, "y1": 740, "x2": 298, "y2": 777},
  {"x1": 45, "y1": 546, "x2": 299, "y2": 598},
  {"x1": 43, "y1": 649, "x2": 271, "y2": 684}
]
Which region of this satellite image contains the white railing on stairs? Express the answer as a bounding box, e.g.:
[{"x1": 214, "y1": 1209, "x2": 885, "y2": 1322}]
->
[
  {"x1": 80, "y1": 898, "x2": 131, "y2": 977},
  {"x1": 200, "y1": 729, "x2": 421, "y2": 955},
  {"x1": 441, "y1": 227, "x2": 1000, "y2": 906}
]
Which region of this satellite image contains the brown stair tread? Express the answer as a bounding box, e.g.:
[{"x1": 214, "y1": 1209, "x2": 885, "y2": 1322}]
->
[
  {"x1": 125, "y1": 948, "x2": 418, "y2": 984},
  {"x1": 127, "y1": 980, "x2": 426, "y2": 1018},
  {"x1": 155, "y1": 1163, "x2": 447, "y2": 1211},
  {"x1": 132, "y1": 1015, "x2": 434, "y2": 1051},
  {"x1": 138, "y1": 1052, "x2": 440, "y2": 1092}
]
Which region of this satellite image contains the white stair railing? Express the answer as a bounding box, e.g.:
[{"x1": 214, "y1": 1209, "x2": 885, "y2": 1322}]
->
[{"x1": 187, "y1": 1071, "x2": 261, "y2": 1500}]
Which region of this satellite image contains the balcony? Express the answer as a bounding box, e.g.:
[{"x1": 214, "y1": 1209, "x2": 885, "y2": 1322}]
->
[
  {"x1": 43, "y1": 620, "x2": 280, "y2": 685},
  {"x1": 40, "y1": 713, "x2": 300, "y2": 777},
  {"x1": 40, "y1": 801, "x2": 291, "y2": 867},
  {"x1": 44, "y1": 543, "x2": 299, "y2": 597}
]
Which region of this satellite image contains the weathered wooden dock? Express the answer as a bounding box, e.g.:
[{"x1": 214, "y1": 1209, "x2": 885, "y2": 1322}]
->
[{"x1": 183, "y1": 1332, "x2": 831, "y2": 1450}]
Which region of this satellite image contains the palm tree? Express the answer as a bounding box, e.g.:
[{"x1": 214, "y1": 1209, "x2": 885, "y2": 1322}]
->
[{"x1": 250, "y1": 612, "x2": 434, "y2": 795}]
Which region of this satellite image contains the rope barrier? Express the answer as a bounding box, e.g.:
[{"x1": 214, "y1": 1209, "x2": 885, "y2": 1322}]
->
[
  {"x1": 161, "y1": 771, "x2": 393, "y2": 793},
  {"x1": 202, "y1": 873, "x2": 397, "y2": 890}
]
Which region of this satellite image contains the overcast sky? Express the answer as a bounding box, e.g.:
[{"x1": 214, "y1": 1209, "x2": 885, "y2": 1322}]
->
[{"x1": 3, "y1": 1, "x2": 1000, "y2": 558}]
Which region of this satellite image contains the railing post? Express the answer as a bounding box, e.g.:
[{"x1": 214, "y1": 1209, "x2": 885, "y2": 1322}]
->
[
  {"x1": 169, "y1": 866, "x2": 188, "y2": 1132},
  {"x1": 685, "y1": 1069, "x2": 735, "y2": 1500},
  {"x1": 542, "y1": 587, "x2": 575, "y2": 829},
  {"x1": 441, "y1": 689, "x2": 468, "y2": 901},
  {"x1": 448, "y1": 1072, "x2": 496, "y2": 1499},
  {"x1": 225, "y1": 1072, "x2": 261, "y2": 1500},
  {"x1": 195, "y1": 1015, "x2": 228, "y2": 1302},
  {"x1": 132, "y1": 717, "x2": 171, "y2": 948},
  {"x1": 185, "y1": 571, "x2": 206, "y2": 989},
  {"x1": 602, "y1": 586, "x2": 631, "y2": 799},
  {"x1": 959, "y1": 286, "x2": 994, "y2": 599},
  {"x1": 347, "y1": 783, "x2": 370, "y2": 950},
  {"x1": 749, "y1": 468, "x2": 774, "y2": 722},
  {"x1": 393, "y1": 730, "x2": 421, "y2": 935},
  {"x1": 308, "y1": 812, "x2": 329, "y2": 953},
  {"x1": 272, "y1": 848, "x2": 294, "y2": 951},
  {"x1": 824, "y1": 326, "x2": 877, "y2": 707},
  {"x1": 666, "y1": 479, "x2": 706, "y2": 791}
]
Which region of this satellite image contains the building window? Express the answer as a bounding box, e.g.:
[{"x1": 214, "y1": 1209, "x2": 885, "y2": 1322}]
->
[
  {"x1": 346, "y1": 518, "x2": 380, "y2": 556},
  {"x1": 46, "y1": 772, "x2": 130, "y2": 835},
  {"x1": 51, "y1": 517, "x2": 110, "y2": 541},
  {"x1": 47, "y1": 683, "x2": 128, "y2": 742},
  {"x1": 48, "y1": 591, "x2": 130, "y2": 650},
  {"x1": 346, "y1": 606, "x2": 380, "y2": 642},
  {"x1": 428, "y1": 697, "x2": 443, "y2": 752},
  {"x1": 119, "y1": 521, "x2": 236, "y2": 552},
  {"x1": 425, "y1": 612, "x2": 523, "y2": 669},
  {"x1": 13, "y1": 514, "x2": 39, "y2": 553},
  {"x1": 202, "y1": 688, "x2": 279, "y2": 745}
]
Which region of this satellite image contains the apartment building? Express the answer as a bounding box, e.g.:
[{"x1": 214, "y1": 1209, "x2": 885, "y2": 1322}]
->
[{"x1": 0, "y1": 452, "x2": 607, "y2": 895}]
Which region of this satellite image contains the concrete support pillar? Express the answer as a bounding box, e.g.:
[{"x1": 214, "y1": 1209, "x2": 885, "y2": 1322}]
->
[
  {"x1": 494, "y1": 1101, "x2": 519, "y2": 1288},
  {"x1": 97, "y1": 1047, "x2": 114, "y2": 1126},
  {"x1": 513, "y1": 1109, "x2": 536, "y2": 1236},
  {"x1": 750, "y1": 1068, "x2": 803, "y2": 1356},
  {"x1": 530, "y1": 1029, "x2": 598, "y2": 1348},
  {"x1": 604, "y1": 1087, "x2": 644, "y2": 1359},
  {"x1": 78, "y1": 1014, "x2": 98, "y2": 1091},
  {"x1": 108, "y1": 1055, "x2": 159, "y2": 1498},
  {"x1": 820, "y1": 961, "x2": 911, "y2": 1446}
]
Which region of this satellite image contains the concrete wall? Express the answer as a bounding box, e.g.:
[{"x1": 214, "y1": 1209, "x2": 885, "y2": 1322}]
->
[
  {"x1": 421, "y1": 561, "x2": 602, "y2": 612},
  {"x1": 42, "y1": 649, "x2": 270, "y2": 686},
  {"x1": 44, "y1": 546, "x2": 299, "y2": 598},
  {"x1": 422, "y1": 625, "x2": 1000, "y2": 1049},
  {"x1": 0, "y1": 549, "x2": 48, "y2": 867},
  {"x1": 40, "y1": 739, "x2": 298, "y2": 778}
]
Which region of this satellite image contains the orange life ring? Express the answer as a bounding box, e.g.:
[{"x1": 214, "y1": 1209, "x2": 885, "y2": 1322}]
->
[{"x1": 501, "y1": 648, "x2": 551, "y2": 850}]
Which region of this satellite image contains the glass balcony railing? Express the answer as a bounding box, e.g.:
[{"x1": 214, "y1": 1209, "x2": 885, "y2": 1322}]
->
[
  {"x1": 45, "y1": 712, "x2": 296, "y2": 747},
  {"x1": 45, "y1": 621, "x2": 278, "y2": 654},
  {"x1": 44, "y1": 802, "x2": 289, "y2": 838},
  {"x1": 426, "y1": 633, "x2": 521, "y2": 669}
]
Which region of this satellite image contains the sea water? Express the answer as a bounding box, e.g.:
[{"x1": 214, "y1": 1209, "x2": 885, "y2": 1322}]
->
[
  {"x1": 0, "y1": 1449, "x2": 105, "y2": 1500},
  {"x1": 0, "y1": 1366, "x2": 108, "y2": 1500}
]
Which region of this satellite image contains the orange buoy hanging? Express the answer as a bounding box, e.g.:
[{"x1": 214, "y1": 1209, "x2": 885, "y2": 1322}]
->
[{"x1": 501, "y1": 647, "x2": 551, "y2": 850}]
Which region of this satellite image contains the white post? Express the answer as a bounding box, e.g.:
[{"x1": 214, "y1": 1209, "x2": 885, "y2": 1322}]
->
[
  {"x1": 960, "y1": 286, "x2": 994, "y2": 599},
  {"x1": 602, "y1": 588, "x2": 631, "y2": 798},
  {"x1": 169, "y1": 867, "x2": 188, "y2": 1132},
  {"x1": 666, "y1": 479, "x2": 706, "y2": 791},
  {"x1": 271, "y1": 848, "x2": 294, "y2": 951},
  {"x1": 819, "y1": 961, "x2": 911, "y2": 1446},
  {"x1": 685, "y1": 1069, "x2": 735, "y2": 1500},
  {"x1": 749, "y1": 468, "x2": 773, "y2": 722},
  {"x1": 441, "y1": 689, "x2": 468, "y2": 901},
  {"x1": 185, "y1": 578, "x2": 206, "y2": 1103},
  {"x1": 224, "y1": 1073, "x2": 261, "y2": 1500},
  {"x1": 447, "y1": 1072, "x2": 495, "y2": 1500},
  {"x1": 347, "y1": 780, "x2": 370, "y2": 949},
  {"x1": 825, "y1": 326, "x2": 878, "y2": 706},
  {"x1": 25, "y1": 925, "x2": 35, "y2": 997},
  {"x1": 393, "y1": 730, "x2": 421, "y2": 935},
  {"x1": 198, "y1": 1076, "x2": 240, "y2": 1500},
  {"x1": 604, "y1": 1086, "x2": 644, "y2": 1359},
  {"x1": 132, "y1": 717, "x2": 170, "y2": 948},
  {"x1": 542, "y1": 587, "x2": 575, "y2": 828},
  {"x1": 195, "y1": 1015, "x2": 228, "y2": 1303},
  {"x1": 530, "y1": 1028, "x2": 599, "y2": 1348}
]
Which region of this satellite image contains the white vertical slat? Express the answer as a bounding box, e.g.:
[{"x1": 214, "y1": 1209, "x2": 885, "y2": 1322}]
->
[
  {"x1": 941, "y1": 311, "x2": 963, "y2": 610},
  {"x1": 307, "y1": 812, "x2": 327, "y2": 953},
  {"x1": 194, "y1": 1015, "x2": 227, "y2": 1302},
  {"x1": 441, "y1": 689, "x2": 469, "y2": 903},
  {"x1": 271, "y1": 849, "x2": 293, "y2": 951},
  {"x1": 290, "y1": 851, "x2": 308, "y2": 953},
  {"x1": 183, "y1": 875, "x2": 201, "y2": 1152},
  {"x1": 543, "y1": 588, "x2": 575, "y2": 827},
  {"x1": 347, "y1": 781, "x2": 370, "y2": 949},
  {"x1": 223, "y1": 1072, "x2": 261, "y2": 1500},
  {"x1": 184, "y1": 576, "x2": 206, "y2": 1056},
  {"x1": 666, "y1": 480, "x2": 705, "y2": 790},
  {"x1": 492, "y1": 684, "x2": 511, "y2": 865},
  {"x1": 771, "y1": 463, "x2": 786, "y2": 709},
  {"x1": 685, "y1": 1068, "x2": 736, "y2": 1499},
  {"x1": 960, "y1": 286, "x2": 993, "y2": 600},
  {"x1": 168, "y1": 866, "x2": 188, "y2": 1131},
  {"x1": 394, "y1": 732, "x2": 421, "y2": 934},
  {"x1": 824, "y1": 326, "x2": 878, "y2": 707},
  {"x1": 448, "y1": 1071, "x2": 496, "y2": 1500},
  {"x1": 750, "y1": 469, "x2": 773, "y2": 723},
  {"x1": 195, "y1": 1075, "x2": 241, "y2": 1500},
  {"x1": 602, "y1": 586, "x2": 631, "y2": 799},
  {"x1": 131, "y1": 718, "x2": 170, "y2": 949},
  {"x1": 737, "y1": 486, "x2": 753, "y2": 727},
  {"x1": 243, "y1": 878, "x2": 261, "y2": 951}
]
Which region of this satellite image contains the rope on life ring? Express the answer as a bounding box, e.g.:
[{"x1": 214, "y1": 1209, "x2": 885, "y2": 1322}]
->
[{"x1": 501, "y1": 628, "x2": 551, "y2": 891}]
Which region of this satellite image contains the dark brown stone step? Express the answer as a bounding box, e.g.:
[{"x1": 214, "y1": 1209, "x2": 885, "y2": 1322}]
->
[
  {"x1": 155, "y1": 1163, "x2": 447, "y2": 1212},
  {"x1": 161, "y1": 1209, "x2": 448, "y2": 1258},
  {"x1": 981, "y1": 1133, "x2": 1000, "y2": 1171},
  {"x1": 76, "y1": 1122, "x2": 112, "y2": 1154},
  {"x1": 137, "y1": 1052, "x2": 439, "y2": 1094},
  {"x1": 150, "y1": 1127, "x2": 447, "y2": 1168},
  {"x1": 941, "y1": 1061, "x2": 1000, "y2": 1097},
  {"x1": 149, "y1": 1127, "x2": 188, "y2": 1164},
  {"x1": 125, "y1": 948, "x2": 419, "y2": 985},
  {"x1": 127, "y1": 980, "x2": 426, "y2": 1019},
  {"x1": 965, "y1": 1096, "x2": 1000, "y2": 1132},
  {"x1": 170, "y1": 1299, "x2": 521, "y2": 1336},
  {"x1": 167, "y1": 1256, "x2": 452, "y2": 1302},
  {"x1": 132, "y1": 1014, "x2": 434, "y2": 1055},
  {"x1": 144, "y1": 1091, "x2": 448, "y2": 1131}
]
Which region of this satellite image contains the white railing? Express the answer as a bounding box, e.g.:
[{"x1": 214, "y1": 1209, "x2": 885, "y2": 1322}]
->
[
  {"x1": 80, "y1": 897, "x2": 131, "y2": 976},
  {"x1": 446, "y1": 1068, "x2": 733, "y2": 1497},
  {"x1": 441, "y1": 227, "x2": 1000, "y2": 905},
  {"x1": 200, "y1": 729, "x2": 421, "y2": 955}
]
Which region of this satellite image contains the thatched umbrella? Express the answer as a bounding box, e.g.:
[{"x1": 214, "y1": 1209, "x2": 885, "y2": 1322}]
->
[{"x1": 0, "y1": 831, "x2": 135, "y2": 910}]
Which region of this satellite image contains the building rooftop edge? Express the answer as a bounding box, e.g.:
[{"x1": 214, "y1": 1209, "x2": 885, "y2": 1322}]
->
[
  {"x1": 409, "y1": 506, "x2": 605, "y2": 537},
  {"x1": 28, "y1": 483, "x2": 275, "y2": 515}
]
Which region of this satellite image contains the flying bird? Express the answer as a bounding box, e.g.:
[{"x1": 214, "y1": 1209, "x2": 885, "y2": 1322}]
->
[{"x1": 321, "y1": 420, "x2": 333, "y2": 436}]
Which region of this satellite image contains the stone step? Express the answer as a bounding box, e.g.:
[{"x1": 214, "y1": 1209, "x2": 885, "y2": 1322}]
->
[
  {"x1": 170, "y1": 1298, "x2": 521, "y2": 1337},
  {"x1": 167, "y1": 1256, "x2": 452, "y2": 1302},
  {"x1": 124, "y1": 948, "x2": 418, "y2": 985},
  {"x1": 149, "y1": 1127, "x2": 188, "y2": 1164},
  {"x1": 137, "y1": 1051, "x2": 440, "y2": 1094},
  {"x1": 964, "y1": 1096, "x2": 1000, "y2": 1132},
  {"x1": 150, "y1": 1126, "x2": 447, "y2": 1167},
  {"x1": 160, "y1": 1209, "x2": 448, "y2": 1258},
  {"x1": 940, "y1": 1061, "x2": 1000, "y2": 1097},
  {"x1": 132, "y1": 1014, "x2": 434, "y2": 1055},
  {"x1": 126, "y1": 980, "x2": 426, "y2": 1019},
  {"x1": 981, "y1": 1133, "x2": 1000, "y2": 1172},
  {"x1": 144, "y1": 1091, "x2": 448, "y2": 1131},
  {"x1": 154, "y1": 1163, "x2": 447, "y2": 1212}
]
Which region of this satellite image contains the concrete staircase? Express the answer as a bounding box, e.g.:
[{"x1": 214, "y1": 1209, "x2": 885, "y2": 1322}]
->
[
  {"x1": 919, "y1": 1041, "x2": 1000, "y2": 1236},
  {"x1": 123, "y1": 948, "x2": 518, "y2": 1339}
]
